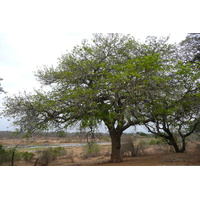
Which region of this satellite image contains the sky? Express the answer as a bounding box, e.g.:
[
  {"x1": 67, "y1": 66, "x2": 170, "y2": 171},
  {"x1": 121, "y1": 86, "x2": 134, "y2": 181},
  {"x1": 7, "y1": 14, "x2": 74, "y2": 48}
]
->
[{"x1": 0, "y1": 0, "x2": 198, "y2": 132}]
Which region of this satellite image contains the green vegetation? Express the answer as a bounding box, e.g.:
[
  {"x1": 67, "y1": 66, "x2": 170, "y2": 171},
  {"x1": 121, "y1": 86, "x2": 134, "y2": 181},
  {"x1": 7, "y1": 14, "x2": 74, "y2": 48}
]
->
[
  {"x1": 149, "y1": 140, "x2": 160, "y2": 145},
  {"x1": 21, "y1": 152, "x2": 34, "y2": 162},
  {"x1": 136, "y1": 132, "x2": 148, "y2": 137},
  {"x1": 56, "y1": 131, "x2": 67, "y2": 137},
  {"x1": 83, "y1": 142, "x2": 100, "y2": 157},
  {"x1": 35, "y1": 147, "x2": 68, "y2": 166},
  {"x1": 0, "y1": 144, "x2": 35, "y2": 165}
]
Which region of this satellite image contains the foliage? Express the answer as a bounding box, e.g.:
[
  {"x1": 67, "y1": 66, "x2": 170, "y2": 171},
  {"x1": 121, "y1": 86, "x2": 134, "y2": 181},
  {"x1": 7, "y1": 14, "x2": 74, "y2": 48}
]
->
[
  {"x1": 149, "y1": 140, "x2": 159, "y2": 145},
  {"x1": 0, "y1": 144, "x2": 35, "y2": 165},
  {"x1": 22, "y1": 152, "x2": 34, "y2": 162},
  {"x1": 83, "y1": 142, "x2": 100, "y2": 157},
  {"x1": 36, "y1": 147, "x2": 67, "y2": 165},
  {"x1": 140, "y1": 59, "x2": 200, "y2": 152},
  {"x1": 134, "y1": 34, "x2": 200, "y2": 153},
  {"x1": 4, "y1": 34, "x2": 161, "y2": 135},
  {"x1": 0, "y1": 145, "x2": 6, "y2": 164},
  {"x1": 56, "y1": 131, "x2": 67, "y2": 137},
  {"x1": 136, "y1": 132, "x2": 148, "y2": 137},
  {"x1": 0, "y1": 145, "x2": 20, "y2": 165},
  {"x1": 179, "y1": 33, "x2": 200, "y2": 63}
]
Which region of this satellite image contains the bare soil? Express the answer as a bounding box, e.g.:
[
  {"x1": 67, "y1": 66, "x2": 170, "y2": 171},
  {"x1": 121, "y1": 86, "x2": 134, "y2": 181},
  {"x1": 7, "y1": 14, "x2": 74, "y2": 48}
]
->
[{"x1": 1, "y1": 136, "x2": 200, "y2": 166}]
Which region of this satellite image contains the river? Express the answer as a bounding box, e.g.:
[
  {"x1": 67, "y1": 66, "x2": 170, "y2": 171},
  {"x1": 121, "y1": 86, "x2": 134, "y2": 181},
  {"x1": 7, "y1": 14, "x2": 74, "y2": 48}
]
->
[{"x1": 6, "y1": 141, "x2": 111, "y2": 151}]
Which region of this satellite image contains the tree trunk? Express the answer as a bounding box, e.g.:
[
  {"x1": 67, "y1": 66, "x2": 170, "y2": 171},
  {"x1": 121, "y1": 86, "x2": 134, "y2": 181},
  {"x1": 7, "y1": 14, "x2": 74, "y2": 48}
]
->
[
  {"x1": 11, "y1": 144, "x2": 19, "y2": 166},
  {"x1": 180, "y1": 136, "x2": 186, "y2": 153},
  {"x1": 168, "y1": 135, "x2": 185, "y2": 153},
  {"x1": 109, "y1": 129, "x2": 123, "y2": 163}
]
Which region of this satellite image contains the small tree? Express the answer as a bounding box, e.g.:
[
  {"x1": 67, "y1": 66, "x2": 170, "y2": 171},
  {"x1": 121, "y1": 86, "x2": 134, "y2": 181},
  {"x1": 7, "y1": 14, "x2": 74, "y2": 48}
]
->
[{"x1": 11, "y1": 144, "x2": 19, "y2": 166}]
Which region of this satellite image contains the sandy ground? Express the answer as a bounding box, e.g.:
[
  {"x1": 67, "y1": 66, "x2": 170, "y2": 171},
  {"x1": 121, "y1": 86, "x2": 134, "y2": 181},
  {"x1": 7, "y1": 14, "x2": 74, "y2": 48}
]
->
[{"x1": 1, "y1": 136, "x2": 200, "y2": 166}]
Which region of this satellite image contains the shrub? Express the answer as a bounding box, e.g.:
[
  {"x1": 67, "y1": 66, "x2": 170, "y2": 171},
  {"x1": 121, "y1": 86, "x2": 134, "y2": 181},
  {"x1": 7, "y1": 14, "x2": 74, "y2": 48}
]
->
[
  {"x1": 136, "y1": 132, "x2": 147, "y2": 137},
  {"x1": 0, "y1": 145, "x2": 7, "y2": 165},
  {"x1": 0, "y1": 145, "x2": 19, "y2": 165},
  {"x1": 57, "y1": 131, "x2": 67, "y2": 137},
  {"x1": 0, "y1": 145, "x2": 32, "y2": 165},
  {"x1": 52, "y1": 147, "x2": 66, "y2": 157},
  {"x1": 83, "y1": 142, "x2": 100, "y2": 158},
  {"x1": 22, "y1": 152, "x2": 34, "y2": 162},
  {"x1": 36, "y1": 147, "x2": 67, "y2": 166},
  {"x1": 149, "y1": 140, "x2": 158, "y2": 145},
  {"x1": 102, "y1": 137, "x2": 110, "y2": 142}
]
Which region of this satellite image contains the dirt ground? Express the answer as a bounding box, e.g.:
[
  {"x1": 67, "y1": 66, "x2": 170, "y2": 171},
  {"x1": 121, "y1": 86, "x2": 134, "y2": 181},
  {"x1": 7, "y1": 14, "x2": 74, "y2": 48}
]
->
[
  {"x1": 1, "y1": 136, "x2": 200, "y2": 166},
  {"x1": 98, "y1": 151, "x2": 200, "y2": 166}
]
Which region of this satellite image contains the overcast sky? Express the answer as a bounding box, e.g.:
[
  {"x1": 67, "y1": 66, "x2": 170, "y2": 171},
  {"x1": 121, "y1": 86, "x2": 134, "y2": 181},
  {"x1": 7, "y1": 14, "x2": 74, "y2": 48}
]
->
[{"x1": 0, "y1": 0, "x2": 198, "y2": 132}]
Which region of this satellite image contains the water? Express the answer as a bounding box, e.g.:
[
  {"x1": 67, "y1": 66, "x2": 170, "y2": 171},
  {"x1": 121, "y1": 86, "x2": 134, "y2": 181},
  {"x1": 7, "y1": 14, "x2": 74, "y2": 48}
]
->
[{"x1": 6, "y1": 142, "x2": 111, "y2": 150}]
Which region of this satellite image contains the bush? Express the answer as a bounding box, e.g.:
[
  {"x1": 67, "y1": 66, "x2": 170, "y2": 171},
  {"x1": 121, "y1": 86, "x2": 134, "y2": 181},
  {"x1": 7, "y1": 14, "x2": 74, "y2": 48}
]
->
[
  {"x1": 0, "y1": 145, "x2": 7, "y2": 164},
  {"x1": 121, "y1": 136, "x2": 146, "y2": 157},
  {"x1": 22, "y1": 152, "x2": 34, "y2": 162},
  {"x1": 149, "y1": 140, "x2": 158, "y2": 145},
  {"x1": 0, "y1": 145, "x2": 35, "y2": 165},
  {"x1": 52, "y1": 147, "x2": 66, "y2": 157},
  {"x1": 136, "y1": 132, "x2": 148, "y2": 137},
  {"x1": 37, "y1": 147, "x2": 67, "y2": 166},
  {"x1": 83, "y1": 142, "x2": 100, "y2": 158},
  {"x1": 56, "y1": 131, "x2": 67, "y2": 137},
  {"x1": 0, "y1": 145, "x2": 18, "y2": 165}
]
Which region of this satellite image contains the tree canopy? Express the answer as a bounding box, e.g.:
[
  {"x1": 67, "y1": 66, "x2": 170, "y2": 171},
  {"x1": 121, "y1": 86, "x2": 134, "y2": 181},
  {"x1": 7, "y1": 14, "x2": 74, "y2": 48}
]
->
[
  {"x1": 3, "y1": 33, "x2": 200, "y2": 161},
  {"x1": 180, "y1": 33, "x2": 200, "y2": 63},
  {"x1": 140, "y1": 61, "x2": 200, "y2": 152}
]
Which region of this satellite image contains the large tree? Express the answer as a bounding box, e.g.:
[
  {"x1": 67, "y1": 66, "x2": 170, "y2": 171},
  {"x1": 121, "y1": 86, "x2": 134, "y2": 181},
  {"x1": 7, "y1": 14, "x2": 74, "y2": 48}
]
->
[{"x1": 3, "y1": 34, "x2": 180, "y2": 162}]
